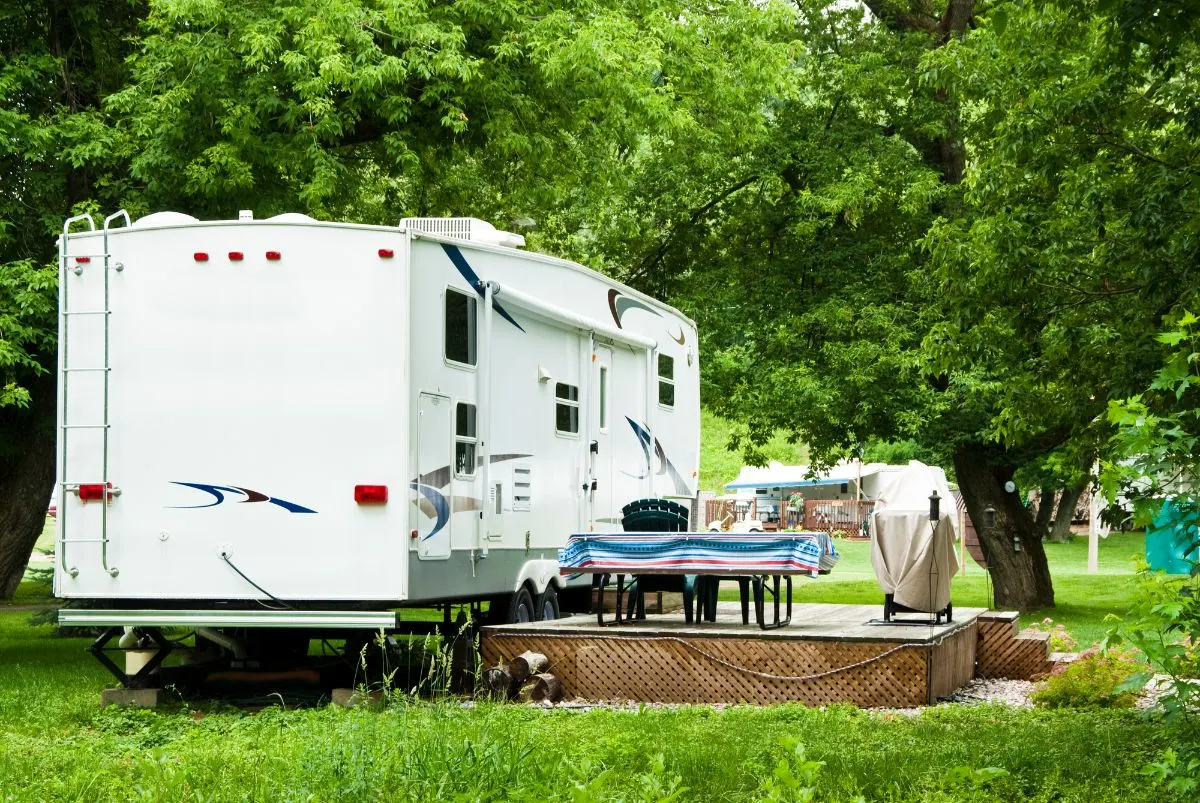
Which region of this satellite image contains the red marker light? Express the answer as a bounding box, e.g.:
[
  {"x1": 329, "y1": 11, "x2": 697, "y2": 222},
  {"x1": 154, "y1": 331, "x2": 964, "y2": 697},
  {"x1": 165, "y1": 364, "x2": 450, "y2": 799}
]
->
[
  {"x1": 194, "y1": 252, "x2": 209, "y2": 262},
  {"x1": 75, "y1": 256, "x2": 92, "y2": 264},
  {"x1": 78, "y1": 483, "x2": 111, "y2": 501},
  {"x1": 410, "y1": 529, "x2": 419, "y2": 540},
  {"x1": 228, "y1": 251, "x2": 244, "y2": 261},
  {"x1": 354, "y1": 485, "x2": 388, "y2": 504},
  {"x1": 265, "y1": 251, "x2": 281, "y2": 261},
  {"x1": 378, "y1": 248, "x2": 394, "y2": 258}
]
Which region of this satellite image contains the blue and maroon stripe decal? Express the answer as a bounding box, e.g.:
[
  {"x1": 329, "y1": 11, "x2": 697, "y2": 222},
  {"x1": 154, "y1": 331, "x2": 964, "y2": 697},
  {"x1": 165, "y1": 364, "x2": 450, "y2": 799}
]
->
[{"x1": 442, "y1": 244, "x2": 525, "y2": 333}]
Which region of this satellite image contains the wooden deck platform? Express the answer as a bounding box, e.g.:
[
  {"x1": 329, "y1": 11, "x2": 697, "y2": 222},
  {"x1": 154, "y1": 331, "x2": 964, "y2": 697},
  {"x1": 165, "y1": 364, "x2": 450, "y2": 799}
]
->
[{"x1": 481, "y1": 603, "x2": 988, "y2": 707}]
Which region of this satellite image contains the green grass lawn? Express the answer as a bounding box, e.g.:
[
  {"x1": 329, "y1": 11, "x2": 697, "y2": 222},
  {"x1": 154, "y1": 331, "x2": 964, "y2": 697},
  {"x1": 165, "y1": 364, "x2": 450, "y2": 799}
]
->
[
  {"x1": 0, "y1": 605, "x2": 1176, "y2": 802},
  {"x1": 0, "y1": 523, "x2": 1176, "y2": 800}
]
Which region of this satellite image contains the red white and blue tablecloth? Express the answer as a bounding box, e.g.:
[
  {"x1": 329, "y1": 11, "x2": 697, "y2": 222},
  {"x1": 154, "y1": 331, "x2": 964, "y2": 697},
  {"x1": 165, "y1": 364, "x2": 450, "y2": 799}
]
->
[{"x1": 558, "y1": 532, "x2": 840, "y2": 576}]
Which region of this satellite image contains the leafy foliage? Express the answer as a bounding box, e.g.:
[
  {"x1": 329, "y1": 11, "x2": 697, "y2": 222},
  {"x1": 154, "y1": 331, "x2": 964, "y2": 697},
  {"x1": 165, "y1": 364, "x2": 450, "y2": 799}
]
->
[
  {"x1": 1030, "y1": 647, "x2": 1142, "y2": 710},
  {"x1": 1104, "y1": 308, "x2": 1200, "y2": 793},
  {"x1": 110, "y1": 0, "x2": 798, "y2": 229},
  {"x1": 1, "y1": 1, "x2": 139, "y2": 426},
  {"x1": 1104, "y1": 310, "x2": 1200, "y2": 523}
]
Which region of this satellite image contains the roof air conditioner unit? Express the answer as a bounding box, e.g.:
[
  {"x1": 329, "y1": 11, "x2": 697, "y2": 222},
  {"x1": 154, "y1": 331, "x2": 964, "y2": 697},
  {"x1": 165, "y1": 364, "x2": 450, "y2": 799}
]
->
[{"x1": 400, "y1": 217, "x2": 525, "y2": 248}]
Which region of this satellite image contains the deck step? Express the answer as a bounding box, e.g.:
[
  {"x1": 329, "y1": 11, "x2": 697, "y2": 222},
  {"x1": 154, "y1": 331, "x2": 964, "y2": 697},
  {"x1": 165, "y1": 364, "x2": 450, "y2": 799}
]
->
[{"x1": 975, "y1": 612, "x2": 1055, "y2": 680}]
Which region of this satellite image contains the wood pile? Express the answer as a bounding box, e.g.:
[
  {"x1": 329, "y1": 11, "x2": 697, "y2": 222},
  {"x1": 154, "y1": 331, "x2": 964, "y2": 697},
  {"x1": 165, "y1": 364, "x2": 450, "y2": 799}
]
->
[{"x1": 480, "y1": 650, "x2": 564, "y2": 704}]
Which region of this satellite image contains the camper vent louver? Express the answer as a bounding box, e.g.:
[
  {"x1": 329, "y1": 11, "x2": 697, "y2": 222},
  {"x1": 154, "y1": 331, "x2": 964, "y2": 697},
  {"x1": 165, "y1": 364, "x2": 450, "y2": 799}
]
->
[
  {"x1": 512, "y1": 465, "x2": 532, "y2": 511},
  {"x1": 400, "y1": 217, "x2": 526, "y2": 249}
]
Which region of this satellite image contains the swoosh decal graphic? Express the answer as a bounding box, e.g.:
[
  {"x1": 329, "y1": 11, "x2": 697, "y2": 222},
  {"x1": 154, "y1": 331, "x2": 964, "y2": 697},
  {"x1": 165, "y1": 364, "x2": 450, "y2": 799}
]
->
[
  {"x1": 608, "y1": 289, "x2": 661, "y2": 329},
  {"x1": 668, "y1": 326, "x2": 686, "y2": 345},
  {"x1": 232, "y1": 486, "x2": 270, "y2": 503},
  {"x1": 416, "y1": 453, "x2": 533, "y2": 490},
  {"x1": 410, "y1": 454, "x2": 533, "y2": 536},
  {"x1": 442, "y1": 244, "x2": 526, "y2": 333},
  {"x1": 624, "y1": 418, "x2": 690, "y2": 496},
  {"x1": 169, "y1": 482, "x2": 242, "y2": 508},
  {"x1": 417, "y1": 466, "x2": 452, "y2": 490},
  {"x1": 169, "y1": 482, "x2": 317, "y2": 513},
  {"x1": 410, "y1": 483, "x2": 450, "y2": 539}
]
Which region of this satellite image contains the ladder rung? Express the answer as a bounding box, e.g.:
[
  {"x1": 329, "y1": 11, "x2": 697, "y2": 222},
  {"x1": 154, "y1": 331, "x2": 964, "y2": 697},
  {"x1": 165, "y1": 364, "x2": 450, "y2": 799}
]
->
[
  {"x1": 63, "y1": 367, "x2": 110, "y2": 373},
  {"x1": 58, "y1": 538, "x2": 110, "y2": 544},
  {"x1": 61, "y1": 424, "x2": 110, "y2": 430},
  {"x1": 62, "y1": 310, "x2": 111, "y2": 316},
  {"x1": 64, "y1": 253, "x2": 112, "y2": 259}
]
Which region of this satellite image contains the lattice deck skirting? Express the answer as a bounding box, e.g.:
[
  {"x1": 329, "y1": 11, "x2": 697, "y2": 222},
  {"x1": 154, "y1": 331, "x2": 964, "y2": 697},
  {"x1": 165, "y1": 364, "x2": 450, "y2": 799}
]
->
[
  {"x1": 975, "y1": 611, "x2": 1055, "y2": 680},
  {"x1": 481, "y1": 604, "x2": 981, "y2": 707}
]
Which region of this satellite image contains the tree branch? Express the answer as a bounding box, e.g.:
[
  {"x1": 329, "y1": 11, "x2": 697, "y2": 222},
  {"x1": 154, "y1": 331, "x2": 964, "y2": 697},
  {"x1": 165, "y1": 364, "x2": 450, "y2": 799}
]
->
[{"x1": 627, "y1": 174, "x2": 760, "y2": 286}]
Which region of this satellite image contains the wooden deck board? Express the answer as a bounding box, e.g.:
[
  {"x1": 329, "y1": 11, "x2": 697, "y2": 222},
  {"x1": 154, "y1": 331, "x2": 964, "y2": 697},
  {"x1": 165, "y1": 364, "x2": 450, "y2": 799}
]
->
[{"x1": 486, "y1": 602, "x2": 986, "y2": 644}]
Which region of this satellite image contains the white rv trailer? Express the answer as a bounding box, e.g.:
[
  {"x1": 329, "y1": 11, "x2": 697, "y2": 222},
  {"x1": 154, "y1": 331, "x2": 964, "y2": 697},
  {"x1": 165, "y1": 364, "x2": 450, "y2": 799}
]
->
[{"x1": 54, "y1": 211, "x2": 699, "y2": 639}]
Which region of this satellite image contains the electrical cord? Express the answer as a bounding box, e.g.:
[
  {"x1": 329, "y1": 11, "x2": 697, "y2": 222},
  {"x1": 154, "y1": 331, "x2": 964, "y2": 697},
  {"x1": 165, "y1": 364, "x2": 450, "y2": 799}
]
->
[{"x1": 220, "y1": 552, "x2": 295, "y2": 610}]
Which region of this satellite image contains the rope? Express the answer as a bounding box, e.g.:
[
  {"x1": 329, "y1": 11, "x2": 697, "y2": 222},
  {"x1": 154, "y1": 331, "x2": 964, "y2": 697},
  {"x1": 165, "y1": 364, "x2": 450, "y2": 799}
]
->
[{"x1": 489, "y1": 630, "x2": 946, "y2": 683}]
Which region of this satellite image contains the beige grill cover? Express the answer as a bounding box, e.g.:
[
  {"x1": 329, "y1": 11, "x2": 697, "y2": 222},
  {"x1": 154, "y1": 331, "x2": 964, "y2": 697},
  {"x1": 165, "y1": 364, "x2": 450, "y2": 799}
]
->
[{"x1": 870, "y1": 461, "x2": 959, "y2": 612}]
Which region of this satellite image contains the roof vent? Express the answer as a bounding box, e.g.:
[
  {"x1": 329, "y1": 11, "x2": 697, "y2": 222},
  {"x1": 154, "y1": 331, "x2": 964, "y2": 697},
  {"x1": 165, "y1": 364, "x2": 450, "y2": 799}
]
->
[{"x1": 400, "y1": 217, "x2": 525, "y2": 248}]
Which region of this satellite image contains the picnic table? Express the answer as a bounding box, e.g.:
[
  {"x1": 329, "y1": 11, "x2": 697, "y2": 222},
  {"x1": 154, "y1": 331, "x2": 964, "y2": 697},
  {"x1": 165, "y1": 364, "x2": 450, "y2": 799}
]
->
[{"x1": 558, "y1": 532, "x2": 840, "y2": 630}]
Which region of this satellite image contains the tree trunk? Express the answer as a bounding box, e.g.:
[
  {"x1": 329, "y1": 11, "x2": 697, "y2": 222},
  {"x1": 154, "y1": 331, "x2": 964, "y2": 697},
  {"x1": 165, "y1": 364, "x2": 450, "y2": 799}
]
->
[
  {"x1": 953, "y1": 445, "x2": 1055, "y2": 610},
  {"x1": 1034, "y1": 486, "x2": 1056, "y2": 538},
  {"x1": 1048, "y1": 484, "x2": 1083, "y2": 543},
  {"x1": 0, "y1": 374, "x2": 57, "y2": 599}
]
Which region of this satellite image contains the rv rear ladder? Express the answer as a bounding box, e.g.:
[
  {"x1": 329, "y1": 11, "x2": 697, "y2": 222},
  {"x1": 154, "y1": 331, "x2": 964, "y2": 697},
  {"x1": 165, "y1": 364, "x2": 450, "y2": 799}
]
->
[{"x1": 57, "y1": 211, "x2": 129, "y2": 579}]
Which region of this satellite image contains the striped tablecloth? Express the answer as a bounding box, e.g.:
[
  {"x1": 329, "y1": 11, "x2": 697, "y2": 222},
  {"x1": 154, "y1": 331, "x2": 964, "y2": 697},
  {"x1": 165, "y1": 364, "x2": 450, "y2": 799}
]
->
[{"x1": 558, "y1": 532, "x2": 839, "y2": 576}]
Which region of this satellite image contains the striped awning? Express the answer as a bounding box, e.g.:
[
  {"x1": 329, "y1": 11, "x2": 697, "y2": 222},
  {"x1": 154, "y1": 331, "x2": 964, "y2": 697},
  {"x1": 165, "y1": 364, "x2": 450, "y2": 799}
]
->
[{"x1": 558, "y1": 532, "x2": 839, "y2": 576}]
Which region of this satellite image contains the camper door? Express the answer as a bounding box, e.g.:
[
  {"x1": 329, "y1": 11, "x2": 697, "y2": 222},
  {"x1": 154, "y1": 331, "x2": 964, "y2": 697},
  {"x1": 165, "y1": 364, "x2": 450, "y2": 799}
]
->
[
  {"x1": 415, "y1": 392, "x2": 452, "y2": 559},
  {"x1": 588, "y1": 344, "x2": 615, "y2": 527}
]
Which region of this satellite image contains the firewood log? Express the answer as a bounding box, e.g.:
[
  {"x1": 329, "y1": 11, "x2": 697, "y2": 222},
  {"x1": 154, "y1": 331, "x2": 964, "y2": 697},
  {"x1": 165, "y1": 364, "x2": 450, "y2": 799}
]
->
[
  {"x1": 517, "y1": 672, "x2": 563, "y2": 704},
  {"x1": 508, "y1": 650, "x2": 549, "y2": 684},
  {"x1": 529, "y1": 672, "x2": 563, "y2": 703},
  {"x1": 481, "y1": 666, "x2": 512, "y2": 701}
]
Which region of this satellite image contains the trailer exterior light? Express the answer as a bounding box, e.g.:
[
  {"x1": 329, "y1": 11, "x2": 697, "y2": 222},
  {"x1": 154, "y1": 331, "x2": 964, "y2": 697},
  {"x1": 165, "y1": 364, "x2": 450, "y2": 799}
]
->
[
  {"x1": 378, "y1": 248, "x2": 394, "y2": 258},
  {"x1": 75, "y1": 256, "x2": 91, "y2": 264},
  {"x1": 354, "y1": 485, "x2": 388, "y2": 504},
  {"x1": 194, "y1": 252, "x2": 209, "y2": 262},
  {"x1": 228, "y1": 251, "x2": 244, "y2": 261},
  {"x1": 266, "y1": 251, "x2": 281, "y2": 261},
  {"x1": 78, "y1": 483, "x2": 111, "y2": 501}
]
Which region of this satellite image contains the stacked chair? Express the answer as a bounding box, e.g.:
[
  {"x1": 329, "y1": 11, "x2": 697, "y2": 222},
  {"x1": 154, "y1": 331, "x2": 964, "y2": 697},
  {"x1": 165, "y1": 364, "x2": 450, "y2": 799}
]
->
[{"x1": 619, "y1": 499, "x2": 717, "y2": 624}]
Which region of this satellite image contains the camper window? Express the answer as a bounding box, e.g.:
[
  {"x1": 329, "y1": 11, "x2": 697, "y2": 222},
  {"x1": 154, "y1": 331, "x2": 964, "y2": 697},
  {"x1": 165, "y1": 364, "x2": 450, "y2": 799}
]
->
[
  {"x1": 658, "y1": 354, "x2": 675, "y2": 408},
  {"x1": 455, "y1": 403, "x2": 477, "y2": 477},
  {"x1": 445, "y1": 288, "x2": 477, "y2": 366},
  {"x1": 555, "y1": 382, "x2": 580, "y2": 435},
  {"x1": 599, "y1": 364, "x2": 609, "y2": 430}
]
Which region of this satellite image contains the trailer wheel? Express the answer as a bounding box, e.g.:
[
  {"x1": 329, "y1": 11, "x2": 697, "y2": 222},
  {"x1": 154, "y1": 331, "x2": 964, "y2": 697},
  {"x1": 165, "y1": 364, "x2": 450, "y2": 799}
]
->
[
  {"x1": 507, "y1": 587, "x2": 536, "y2": 624},
  {"x1": 536, "y1": 585, "x2": 560, "y2": 621}
]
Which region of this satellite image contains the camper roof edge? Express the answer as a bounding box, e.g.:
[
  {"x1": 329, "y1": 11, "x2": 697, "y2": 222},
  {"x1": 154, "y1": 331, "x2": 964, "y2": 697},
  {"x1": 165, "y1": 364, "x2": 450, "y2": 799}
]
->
[
  {"x1": 60, "y1": 210, "x2": 697, "y2": 331},
  {"x1": 407, "y1": 228, "x2": 695, "y2": 331}
]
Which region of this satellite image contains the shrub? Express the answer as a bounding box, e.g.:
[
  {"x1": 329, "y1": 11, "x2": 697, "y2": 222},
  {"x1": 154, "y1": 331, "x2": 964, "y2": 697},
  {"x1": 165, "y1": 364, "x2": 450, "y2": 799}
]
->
[
  {"x1": 1027, "y1": 617, "x2": 1079, "y2": 653},
  {"x1": 1107, "y1": 571, "x2": 1200, "y2": 795},
  {"x1": 1031, "y1": 647, "x2": 1143, "y2": 709}
]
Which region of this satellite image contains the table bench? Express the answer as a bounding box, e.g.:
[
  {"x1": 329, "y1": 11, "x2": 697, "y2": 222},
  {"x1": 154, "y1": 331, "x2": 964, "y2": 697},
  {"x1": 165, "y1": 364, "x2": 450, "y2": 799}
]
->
[{"x1": 558, "y1": 532, "x2": 839, "y2": 630}]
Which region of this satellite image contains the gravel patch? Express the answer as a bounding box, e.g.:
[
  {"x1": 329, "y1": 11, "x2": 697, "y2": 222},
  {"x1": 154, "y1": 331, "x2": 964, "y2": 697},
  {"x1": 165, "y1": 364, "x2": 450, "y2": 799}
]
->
[
  {"x1": 512, "y1": 675, "x2": 1194, "y2": 714},
  {"x1": 942, "y1": 678, "x2": 1036, "y2": 708}
]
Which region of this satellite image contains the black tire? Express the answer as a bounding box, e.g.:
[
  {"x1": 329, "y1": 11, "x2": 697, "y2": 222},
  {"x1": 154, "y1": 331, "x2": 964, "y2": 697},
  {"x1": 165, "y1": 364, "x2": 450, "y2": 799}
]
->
[
  {"x1": 507, "y1": 586, "x2": 536, "y2": 624},
  {"x1": 537, "y1": 584, "x2": 561, "y2": 621}
]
